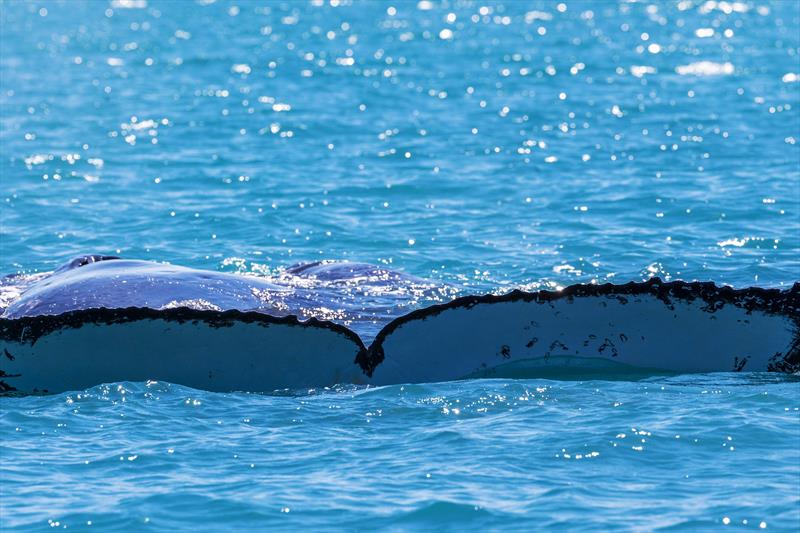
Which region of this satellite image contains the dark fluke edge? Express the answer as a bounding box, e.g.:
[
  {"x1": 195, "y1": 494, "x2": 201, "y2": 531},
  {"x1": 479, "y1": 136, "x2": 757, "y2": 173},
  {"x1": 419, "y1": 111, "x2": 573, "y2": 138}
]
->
[{"x1": 1, "y1": 256, "x2": 798, "y2": 394}]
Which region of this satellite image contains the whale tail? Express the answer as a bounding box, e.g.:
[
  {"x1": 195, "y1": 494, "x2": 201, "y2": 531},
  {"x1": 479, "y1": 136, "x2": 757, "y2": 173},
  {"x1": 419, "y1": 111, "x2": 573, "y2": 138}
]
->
[
  {"x1": 364, "y1": 280, "x2": 799, "y2": 384},
  {"x1": 1, "y1": 278, "x2": 797, "y2": 394}
]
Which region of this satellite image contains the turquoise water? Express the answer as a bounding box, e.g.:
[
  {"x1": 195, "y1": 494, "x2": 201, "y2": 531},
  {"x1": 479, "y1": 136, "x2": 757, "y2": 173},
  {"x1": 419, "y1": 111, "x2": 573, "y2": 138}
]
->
[
  {"x1": 2, "y1": 377, "x2": 799, "y2": 531},
  {"x1": 1, "y1": 0, "x2": 799, "y2": 530}
]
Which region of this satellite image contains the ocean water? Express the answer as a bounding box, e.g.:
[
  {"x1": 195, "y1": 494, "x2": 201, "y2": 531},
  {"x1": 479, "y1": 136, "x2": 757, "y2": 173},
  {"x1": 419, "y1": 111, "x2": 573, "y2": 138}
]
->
[
  {"x1": 2, "y1": 377, "x2": 799, "y2": 531},
  {"x1": 1, "y1": 0, "x2": 799, "y2": 531}
]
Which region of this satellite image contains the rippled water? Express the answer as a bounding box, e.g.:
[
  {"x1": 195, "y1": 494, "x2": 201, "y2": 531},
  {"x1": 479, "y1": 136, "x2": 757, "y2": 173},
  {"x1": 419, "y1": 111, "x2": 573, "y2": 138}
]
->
[
  {"x1": 2, "y1": 0, "x2": 798, "y2": 289},
  {"x1": 1, "y1": 0, "x2": 799, "y2": 531},
  {"x1": 2, "y1": 376, "x2": 799, "y2": 531}
]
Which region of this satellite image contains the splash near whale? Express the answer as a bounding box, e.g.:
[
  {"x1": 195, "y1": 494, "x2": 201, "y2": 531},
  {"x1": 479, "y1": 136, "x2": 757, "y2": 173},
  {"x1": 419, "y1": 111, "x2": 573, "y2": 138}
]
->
[{"x1": 1, "y1": 256, "x2": 798, "y2": 394}]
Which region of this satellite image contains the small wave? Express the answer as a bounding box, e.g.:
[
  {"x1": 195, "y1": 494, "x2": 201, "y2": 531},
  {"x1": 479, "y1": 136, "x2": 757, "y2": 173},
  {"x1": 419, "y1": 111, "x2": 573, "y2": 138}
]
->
[{"x1": 383, "y1": 501, "x2": 498, "y2": 527}]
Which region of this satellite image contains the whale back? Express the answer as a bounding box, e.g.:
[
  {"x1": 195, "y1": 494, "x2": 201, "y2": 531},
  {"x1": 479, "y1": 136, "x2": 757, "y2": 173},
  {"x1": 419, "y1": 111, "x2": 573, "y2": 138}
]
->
[
  {"x1": 1, "y1": 257, "x2": 448, "y2": 341},
  {"x1": 2, "y1": 258, "x2": 285, "y2": 319}
]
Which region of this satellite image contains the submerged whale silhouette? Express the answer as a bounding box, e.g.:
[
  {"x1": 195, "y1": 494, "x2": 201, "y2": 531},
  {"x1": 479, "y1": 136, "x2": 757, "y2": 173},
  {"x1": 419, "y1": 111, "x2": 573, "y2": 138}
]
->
[{"x1": 1, "y1": 255, "x2": 798, "y2": 394}]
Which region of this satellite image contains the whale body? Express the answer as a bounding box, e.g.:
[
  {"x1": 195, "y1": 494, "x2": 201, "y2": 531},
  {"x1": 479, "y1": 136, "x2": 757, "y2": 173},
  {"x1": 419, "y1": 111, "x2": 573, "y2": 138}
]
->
[
  {"x1": 0, "y1": 255, "x2": 798, "y2": 394},
  {"x1": 1, "y1": 255, "x2": 439, "y2": 340}
]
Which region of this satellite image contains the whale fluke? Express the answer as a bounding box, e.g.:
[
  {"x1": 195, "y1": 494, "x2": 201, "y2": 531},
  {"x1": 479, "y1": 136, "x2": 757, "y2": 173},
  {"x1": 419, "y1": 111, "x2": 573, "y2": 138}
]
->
[
  {"x1": 0, "y1": 257, "x2": 797, "y2": 394},
  {"x1": 365, "y1": 279, "x2": 800, "y2": 385},
  {"x1": 0, "y1": 308, "x2": 366, "y2": 394}
]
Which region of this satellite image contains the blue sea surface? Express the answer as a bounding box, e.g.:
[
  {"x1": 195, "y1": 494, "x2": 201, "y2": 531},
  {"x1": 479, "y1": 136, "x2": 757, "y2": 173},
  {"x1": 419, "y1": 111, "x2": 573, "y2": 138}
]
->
[
  {"x1": 2, "y1": 377, "x2": 799, "y2": 531},
  {"x1": 1, "y1": 0, "x2": 799, "y2": 531}
]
